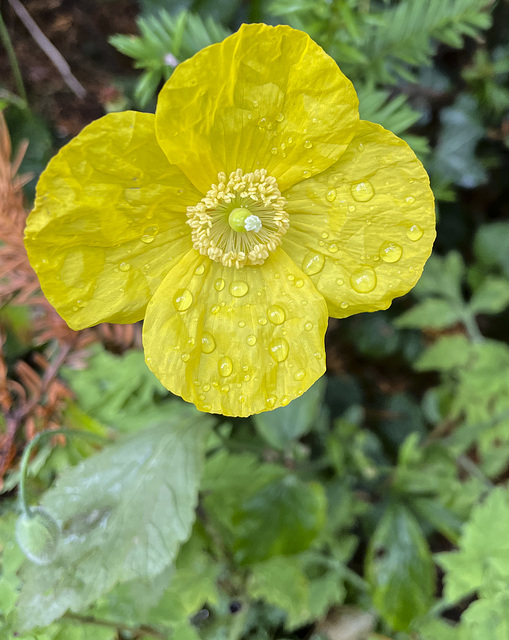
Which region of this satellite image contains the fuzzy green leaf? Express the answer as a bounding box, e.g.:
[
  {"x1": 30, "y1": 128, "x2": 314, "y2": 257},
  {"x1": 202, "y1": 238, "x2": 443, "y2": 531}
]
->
[{"x1": 395, "y1": 298, "x2": 464, "y2": 330}]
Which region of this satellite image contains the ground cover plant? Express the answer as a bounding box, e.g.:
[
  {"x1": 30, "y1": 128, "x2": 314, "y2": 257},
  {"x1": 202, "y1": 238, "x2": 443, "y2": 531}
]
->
[{"x1": 1, "y1": 0, "x2": 509, "y2": 639}]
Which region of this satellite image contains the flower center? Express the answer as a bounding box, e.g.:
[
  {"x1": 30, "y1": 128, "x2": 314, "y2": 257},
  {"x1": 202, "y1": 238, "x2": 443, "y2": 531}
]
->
[{"x1": 186, "y1": 168, "x2": 290, "y2": 268}]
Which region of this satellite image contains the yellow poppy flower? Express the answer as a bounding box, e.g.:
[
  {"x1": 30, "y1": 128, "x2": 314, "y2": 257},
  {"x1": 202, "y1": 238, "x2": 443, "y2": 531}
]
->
[{"x1": 24, "y1": 23, "x2": 435, "y2": 417}]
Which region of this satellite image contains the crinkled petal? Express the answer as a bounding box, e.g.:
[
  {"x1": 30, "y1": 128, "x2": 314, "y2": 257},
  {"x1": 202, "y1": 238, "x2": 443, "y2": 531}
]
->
[
  {"x1": 156, "y1": 23, "x2": 359, "y2": 194},
  {"x1": 282, "y1": 121, "x2": 435, "y2": 318},
  {"x1": 24, "y1": 111, "x2": 201, "y2": 330},
  {"x1": 143, "y1": 248, "x2": 328, "y2": 417}
]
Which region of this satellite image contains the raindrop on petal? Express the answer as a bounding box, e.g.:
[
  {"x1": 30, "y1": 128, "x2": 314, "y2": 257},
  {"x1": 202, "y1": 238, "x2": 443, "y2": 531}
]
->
[
  {"x1": 302, "y1": 252, "x2": 325, "y2": 276},
  {"x1": 247, "y1": 335, "x2": 257, "y2": 346},
  {"x1": 230, "y1": 281, "x2": 249, "y2": 297},
  {"x1": 218, "y1": 356, "x2": 233, "y2": 377},
  {"x1": 294, "y1": 369, "x2": 305, "y2": 381},
  {"x1": 379, "y1": 241, "x2": 403, "y2": 263},
  {"x1": 304, "y1": 140, "x2": 313, "y2": 149},
  {"x1": 351, "y1": 181, "x2": 375, "y2": 202},
  {"x1": 326, "y1": 189, "x2": 337, "y2": 202},
  {"x1": 350, "y1": 267, "x2": 377, "y2": 293},
  {"x1": 406, "y1": 224, "x2": 423, "y2": 241},
  {"x1": 214, "y1": 278, "x2": 225, "y2": 291},
  {"x1": 269, "y1": 338, "x2": 289, "y2": 363},
  {"x1": 173, "y1": 288, "x2": 193, "y2": 311},
  {"x1": 201, "y1": 332, "x2": 216, "y2": 353},
  {"x1": 119, "y1": 262, "x2": 131, "y2": 272},
  {"x1": 267, "y1": 305, "x2": 286, "y2": 325}
]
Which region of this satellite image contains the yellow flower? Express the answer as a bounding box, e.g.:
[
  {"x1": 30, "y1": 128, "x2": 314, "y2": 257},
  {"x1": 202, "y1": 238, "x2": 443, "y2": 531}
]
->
[{"x1": 24, "y1": 23, "x2": 435, "y2": 417}]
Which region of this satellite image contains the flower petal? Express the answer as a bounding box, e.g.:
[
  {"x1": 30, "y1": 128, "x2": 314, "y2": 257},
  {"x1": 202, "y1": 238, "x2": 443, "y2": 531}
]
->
[
  {"x1": 143, "y1": 249, "x2": 328, "y2": 417},
  {"x1": 156, "y1": 23, "x2": 359, "y2": 194},
  {"x1": 25, "y1": 111, "x2": 201, "y2": 330},
  {"x1": 282, "y1": 121, "x2": 435, "y2": 318}
]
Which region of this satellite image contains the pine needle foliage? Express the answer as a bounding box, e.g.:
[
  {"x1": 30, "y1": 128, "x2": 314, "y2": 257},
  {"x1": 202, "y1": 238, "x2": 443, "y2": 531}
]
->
[{"x1": 109, "y1": 10, "x2": 229, "y2": 107}]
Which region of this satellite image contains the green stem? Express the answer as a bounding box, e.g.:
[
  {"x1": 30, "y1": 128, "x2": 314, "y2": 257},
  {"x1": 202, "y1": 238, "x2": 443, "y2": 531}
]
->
[
  {"x1": 18, "y1": 428, "x2": 108, "y2": 518},
  {"x1": 461, "y1": 310, "x2": 484, "y2": 343},
  {"x1": 0, "y1": 9, "x2": 27, "y2": 104},
  {"x1": 64, "y1": 612, "x2": 168, "y2": 640}
]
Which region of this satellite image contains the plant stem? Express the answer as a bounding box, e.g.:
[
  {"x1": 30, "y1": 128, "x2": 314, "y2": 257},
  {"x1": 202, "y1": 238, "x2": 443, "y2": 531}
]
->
[
  {"x1": 64, "y1": 612, "x2": 169, "y2": 640},
  {"x1": 0, "y1": 8, "x2": 27, "y2": 104},
  {"x1": 461, "y1": 310, "x2": 484, "y2": 343},
  {"x1": 18, "y1": 428, "x2": 108, "y2": 518}
]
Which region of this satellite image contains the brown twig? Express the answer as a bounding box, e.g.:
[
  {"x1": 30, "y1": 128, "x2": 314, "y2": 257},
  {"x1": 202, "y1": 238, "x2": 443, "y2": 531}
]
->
[{"x1": 7, "y1": 0, "x2": 86, "y2": 98}]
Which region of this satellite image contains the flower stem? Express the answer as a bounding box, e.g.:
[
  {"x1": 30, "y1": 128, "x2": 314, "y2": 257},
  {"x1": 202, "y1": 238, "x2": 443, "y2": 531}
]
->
[
  {"x1": 0, "y1": 9, "x2": 27, "y2": 104},
  {"x1": 18, "y1": 428, "x2": 108, "y2": 518}
]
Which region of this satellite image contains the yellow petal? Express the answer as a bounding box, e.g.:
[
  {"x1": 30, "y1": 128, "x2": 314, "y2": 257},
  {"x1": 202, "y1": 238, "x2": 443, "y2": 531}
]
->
[
  {"x1": 143, "y1": 248, "x2": 328, "y2": 417},
  {"x1": 282, "y1": 121, "x2": 435, "y2": 318},
  {"x1": 25, "y1": 111, "x2": 201, "y2": 330},
  {"x1": 156, "y1": 23, "x2": 359, "y2": 194}
]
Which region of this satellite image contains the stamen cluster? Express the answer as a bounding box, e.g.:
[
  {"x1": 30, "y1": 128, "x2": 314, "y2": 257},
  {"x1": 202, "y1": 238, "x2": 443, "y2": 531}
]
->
[{"x1": 186, "y1": 168, "x2": 290, "y2": 268}]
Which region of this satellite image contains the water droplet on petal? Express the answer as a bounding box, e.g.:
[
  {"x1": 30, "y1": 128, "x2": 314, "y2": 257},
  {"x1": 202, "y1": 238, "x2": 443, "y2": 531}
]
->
[
  {"x1": 267, "y1": 395, "x2": 277, "y2": 408},
  {"x1": 295, "y1": 279, "x2": 304, "y2": 288},
  {"x1": 269, "y1": 338, "x2": 289, "y2": 363},
  {"x1": 326, "y1": 189, "x2": 337, "y2": 202},
  {"x1": 304, "y1": 321, "x2": 313, "y2": 331},
  {"x1": 341, "y1": 302, "x2": 348, "y2": 309},
  {"x1": 252, "y1": 99, "x2": 259, "y2": 107},
  {"x1": 348, "y1": 205, "x2": 356, "y2": 212},
  {"x1": 201, "y1": 332, "x2": 216, "y2": 353},
  {"x1": 321, "y1": 232, "x2": 329, "y2": 239},
  {"x1": 181, "y1": 353, "x2": 190, "y2": 362},
  {"x1": 267, "y1": 305, "x2": 286, "y2": 325},
  {"x1": 276, "y1": 113, "x2": 284, "y2": 122},
  {"x1": 302, "y1": 252, "x2": 325, "y2": 276},
  {"x1": 405, "y1": 196, "x2": 415, "y2": 204},
  {"x1": 336, "y1": 278, "x2": 344, "y2": 286},
  {"x1": 351, "y1": 181, "x2": 375, "y2": 202},
  {"x1": 218, "y1": 356, "x2": 233, "y2": 377},
  {"x1": 304, "y1": 140, "x2": 313, "y2": 149},
  {"x1": 141, "y1": 225, "x2": 159, "y2": 243},
  {"x1": 247, "y1": 335, "x2": 257, "y2": 346},
  {"x1": 407, "y1": 224, "x2": 424, "y2": 241},
  {"x1": 119, "y1": 262, "x2": 130, "y2": 272},
  {"x1": 214, "y1": 278, "x2": 225, "y2": 291},
  {"x1": 258, "y1": 317, "x2": 268, "y2": 326},
  {"x1": 173, "y1": 288, "x2": 193, "y2": 311},
  {"x1": 238, "y1": 321, "x2": 246, "y2": 328},
  {"x1": 203, "y1": 384, "x2": 211, "y2": 392},
  {"x1": 294, "y1": 369, "x2": 305, "y2": 381},
  {"x1": 303, "y1": 170, "x2": 311, "y2": 178},
  {"x1": 194, "y1": 264, "x2": 205, "y2": 275},
  {"x1": 211, "y1": 304, "x2": 220, "y2": 314},
  {"x1": 230, "y1": 281, "x2": 249, "y2": 297},
  {"x1": 350, "y1": 267, "x2": 377, "y2": 293},
  {"x1": 271, "y1": 147, "x2": 278, "y2": 155},
  {"x1": 328, "y1": 243, "x2": 339, "y2": 253},
  {"x1": 380, "y1": 241, "x2": 403, "y2": 263}
]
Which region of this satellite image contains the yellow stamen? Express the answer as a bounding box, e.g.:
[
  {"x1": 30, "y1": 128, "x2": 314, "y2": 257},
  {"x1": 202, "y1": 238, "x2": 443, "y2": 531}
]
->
[{"x1": 186, "y1": 168, "x2": 290, "y2": 268}]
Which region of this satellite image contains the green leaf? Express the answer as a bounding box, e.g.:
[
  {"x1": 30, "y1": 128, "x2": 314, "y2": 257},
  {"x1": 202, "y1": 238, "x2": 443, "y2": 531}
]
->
[
  {"x1": 253, "y1": 378, "x2": 326, "y2": 450},
  {"x1": 16, "y1": 412, "x2": 210, "y2": 629},
  {"x1": 458, "y1": 588, "x2": 509, "y2": 640},
  {"x1": 437, "y1": 487, "x2": 509, "y2": 604},
  {"x1": 395, "y1": 298, "x2": 463, "y2": 330},
  {"x1": 247, "y1": 556, "x2": 310, "y2": 629},
  {"x1": 469, "y1": 277, "x2": 509, "y2": 315},
  {"x1": 366, "y1": 504, "x2": 435, "y2": 630},
  {"x1": 232, "y1": 475, "x2": 327, "y2": 564},
  {"x1": 413, "y1": 252, "x2": 465, "y2": 301},
  {"x1": 474, "y1": 222, "x2": 509, "y2": 278},
  {"x1": 416, "y1": 335, "x2": 473, "y2": 372}
]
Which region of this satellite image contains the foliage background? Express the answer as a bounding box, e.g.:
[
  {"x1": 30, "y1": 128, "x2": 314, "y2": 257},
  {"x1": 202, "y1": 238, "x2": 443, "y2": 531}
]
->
[{"x1": 1, "y1": 0, "x2": 509, "y2": 638}]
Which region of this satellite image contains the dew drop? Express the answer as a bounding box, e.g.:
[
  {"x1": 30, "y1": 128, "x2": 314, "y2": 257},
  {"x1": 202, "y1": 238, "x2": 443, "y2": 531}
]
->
[
  {"x1": 267, "y1": 304, "x2": 286, "y2": 325},
  {"x1": 181, "y1": 353, "x2": 190, "y2": 362},
  {"x1": 288, "y1": 136, "x2": 293, "y2": 143},
  {"x1": 220, "y1": 385, "x2": 230, "y2": 393},
  {"x1": 211, "y1": 304, "x2": 220, "y2": 314},
  {"x1": 294, "y1": 369, "x2": 305, "y2": 381},
  {"x1": 252, "y1": 99, "x2": 259, "y2": 107},
  {"x1": 304, "y1": 140, "x2": 313, "y2": 149},
  {"x1": 276, "y1": 112, "x2": 285, "y2": 122},
  {"x1": 281, "y1": 396, "x2": 290, "y2": 406},
  {"x1": 258, "y1": 317, "x2": 268, "y2": 326},
  {"x1": 321, "y1": 232, "x2": 329, "y2": 239},
  {"x1": 328, "y1": 243, "x2": 339, "y2": 254},
  {"x1": 201, "y1": 332, "x2": 216, "y2": 354},
  {"x1": 405, "y1": 196, "x2": 415, "y2": 204},
  {"x1": 348, "y1": 205, "x2": 356, "y2": 212},
  {"x1": 304, "y1": 321, "x2": 313, "y2": 331},
  {"x1": 303, "y1": 170, "x2": 311, "y2": 178},
  {"x1": 326, "y1": 189, "x2": 337, "y2": 202},
  {"x1": 350, "y1": 267, "x2": 377, "y2": 293},
  {"x1": 341, "y1": 301, "x2": 348, "y2": 309},
  {"x1": 218, "y1": 356, "x2": 233, "y2": 377},
  {"x1": 247, "y1": 334, "x2": 257, "y2": 346},
  {"x1": 141, "y1": 224, "x2": 159, "y2": 244},
  {"x1": 230, "y1": 281, "x2": 249, "y2": 297},
  {"x1": 336, "y1": 278, "x2": 344, "y2": 286},
  {"x1": 295, "y1": 279, "x2": 304, "y2": 288},
  {"x1": 351, "y1": 181, "x2": 375, "y2": 202},
  {"x1": 238, "y1": 321, "x2": 246, "y2": 328},
  {"x1": 271, "y1": 147, "x2": 278, "y2": 155},
  {"x1": 269, "y1": 338, "x2": 289, "y2": 363},
  {"x1": 379, "y1": 241, "x2": 403, "y2": 263},
  {"x1": 407, "y1": 224, "x2": 424, "y2": 241},
  {"x1": 214, "y1": 278, "x2": 225, "y2": 291},
  {"x1": 119, "y1": 262, "x2": 131, "y2": 272},
  {"x1": 173, "y1": 288, "x2": 193, "y2": 311},
  {"x1": 203, "y1": 384, "x2": 211, "y2": 392},
  {"x1": 267, "y1": 395, "x2": 277, "y2": 408},
  {"x1": 194, "y1": 264, "x2": 205, "y2": 275},
  {"x1": 302, "y1": 251, "x2": 325, "y2": 276}
]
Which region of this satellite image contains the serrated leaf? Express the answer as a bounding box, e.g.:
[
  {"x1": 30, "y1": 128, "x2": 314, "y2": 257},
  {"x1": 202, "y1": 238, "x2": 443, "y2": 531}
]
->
[
  {"x1": 469, "y1": 277, "x2": 509, "y2": 315},
  {"x1": 458, "y1": 588, "x2": 509, "y2": 640},
  {"x1": 232, "y1": 475, "x2": 327, "y2": 565},
  {"x1": 395, "y1": 298, "x2": 463, "y2": 330},
  {"x1": 416, "y1": 335, "x2": 473, "y2": 372},
  {"x1": 366, "y1": 504, "x2": 435, "y2": 630},
  {"x1": 413, "y1": 252, "x2": 465, "y2": 301},
  {"x1": 16, "y1": 413, "x2": 210, "y2": 629},
  {"x1": 253, "y1": 378, "x2": 325, "y2": 450},
  {"x1": 247, "y1": 556, "x2": 310, "y2": 629},
  {"x1": 437, "y1": 487, "x2": 509, "y2": 604}
]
